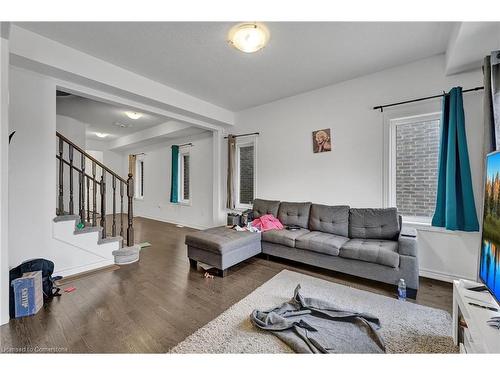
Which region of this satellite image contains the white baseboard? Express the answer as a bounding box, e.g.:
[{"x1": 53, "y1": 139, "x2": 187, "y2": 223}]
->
[
  {"x1": 419, "y1": 268, "x2": 474, "y2": 283},
  {"x1": 55, "y1": 259, "x2": 115, "y2": 278},
  {"x1": 135, "y1": 214, "x2": 211, "y2": 230}
]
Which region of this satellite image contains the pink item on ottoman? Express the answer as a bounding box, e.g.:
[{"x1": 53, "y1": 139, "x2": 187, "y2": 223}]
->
[{"x1": 251, "y1": 214, "x2": 284, "y2": 232}]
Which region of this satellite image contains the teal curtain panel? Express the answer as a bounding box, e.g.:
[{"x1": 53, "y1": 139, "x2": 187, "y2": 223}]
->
[
  {"x1": 432, "y1": 87, "x2": 479, "y2": 231},
  {"x1": 170, "y1": 145, "x2": 179, "y2": 203}
]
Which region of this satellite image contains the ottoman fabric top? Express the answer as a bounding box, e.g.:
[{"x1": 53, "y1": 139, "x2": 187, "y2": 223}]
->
[{"x1": 185, "y1": 226, "x2": 261, "y2": 255}]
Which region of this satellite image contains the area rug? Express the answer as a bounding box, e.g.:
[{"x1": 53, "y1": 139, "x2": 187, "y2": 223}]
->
[{"x1": 170, "y1": 270, "x2": 457, "y2": 353}]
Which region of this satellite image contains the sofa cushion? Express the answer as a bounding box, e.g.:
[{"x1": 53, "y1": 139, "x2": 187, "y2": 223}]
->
[
  {"x1": 277, "y1": 201, "x2": 312, "y2": 229},
  {"x1": 295, "y1": 231, "x2": 349, "y2": 256},
  {"x1": 253, "y1": 199, "x2": 281, "y2": 219},
  {"x1": 339, "y1": 239, "x2": 399, "y2": 268},
  {"x1": 309, "y1": 204, "x2": 349, "y2": 237},
  {"x1": 349, "y1": 208, "x2": 400, "y2": 240},
  {"x1": 185, "y1": 226, "x2": 261, "y2": 255},
  {"x1": 262, "y1": 228, "x2": 310, "y2": 247}
]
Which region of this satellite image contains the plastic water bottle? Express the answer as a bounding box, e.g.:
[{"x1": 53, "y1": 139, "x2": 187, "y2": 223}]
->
[{"x1": 398, "y1": 278, "x2": 407, "y2": 301}]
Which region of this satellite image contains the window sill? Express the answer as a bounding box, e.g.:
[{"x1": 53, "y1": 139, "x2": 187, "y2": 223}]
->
[
  {"x1": 170, "y1": 201, "x2": 191, "y2": 207},
  {"x1": 403, "y1": 220, "x2": 478, "y2": 235},
  {"x1": 235, "y1": 204, "x2": 252, "y2": 211}
]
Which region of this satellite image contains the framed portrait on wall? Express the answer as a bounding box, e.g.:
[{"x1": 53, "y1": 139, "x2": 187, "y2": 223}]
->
[{"x1": 312, "y1": 128, "x2": 332, "y2": 153}]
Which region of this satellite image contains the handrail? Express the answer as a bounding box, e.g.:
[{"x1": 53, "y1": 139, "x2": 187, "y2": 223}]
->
[
  {"x1": 56, "y1": 131, "x2": 127, "y2": 183},
  {"x1": 56, "y1": 155, "x2": 102, "y2": 185}
]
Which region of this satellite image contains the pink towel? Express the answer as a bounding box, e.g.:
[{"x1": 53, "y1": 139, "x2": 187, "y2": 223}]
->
[{"x1": 252, "y1": 214, "x2": 284, "y2": 232}]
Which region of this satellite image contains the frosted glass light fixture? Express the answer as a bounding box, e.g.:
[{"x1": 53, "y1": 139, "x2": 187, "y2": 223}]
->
[
  {"x1": 228, "y1": 23, "x2": 270, "y2": 53},
  {"x1": 125, "y1": 111, "x2": 143, "y2": 120},
  {"x1": 95, "y1": 132, "x2": 108, "y2": 138}
]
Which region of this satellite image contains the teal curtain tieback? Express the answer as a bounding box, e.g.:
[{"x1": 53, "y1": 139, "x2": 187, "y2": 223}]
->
[
  {"x1": 432, "y1": 87, "x2": 479, "y2": 231},
  {"x1": 170, "y1": 145, "x2": 179, "y2": 203}
]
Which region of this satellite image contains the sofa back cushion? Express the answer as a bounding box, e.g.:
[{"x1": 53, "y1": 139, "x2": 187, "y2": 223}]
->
[
  {"x1": 309, "y1": 204, "x2": 349, "y2": 237},
  {"x1": 252, "y1": 199, "x2": 281, "y2": 219},
  {"x1": 349, "y1": 208, "x2": 400, "y2": 240},
  {"x1": 277, "y1": 201, "x2": 312, "y2": 228}
]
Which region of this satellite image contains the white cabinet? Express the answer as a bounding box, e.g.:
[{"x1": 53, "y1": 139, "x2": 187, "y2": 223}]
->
[{"x1": 453, "y1": 279, "x2": 500, "y2": 353}]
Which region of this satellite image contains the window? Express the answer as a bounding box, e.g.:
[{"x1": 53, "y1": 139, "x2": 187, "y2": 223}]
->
[
  {"x1": 235, "y1": 137, "x2": 257, "y2": 209},
  {"x1": 179, "y1": 147, "x2": 190, "y2": 204},
  {"x1": 388, "y1": 113, "x2": 441, "y2": 223},
  {"x1": 135, "y1": 156, "x2": 145, "y2": 199}
]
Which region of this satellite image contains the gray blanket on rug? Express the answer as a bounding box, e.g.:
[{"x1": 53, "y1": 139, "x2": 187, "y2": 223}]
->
[{"x1": 250, "y1": 284, "x2": 386, "y2": 353}]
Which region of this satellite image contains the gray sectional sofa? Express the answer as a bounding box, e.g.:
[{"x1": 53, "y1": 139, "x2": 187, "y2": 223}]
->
[{"x1": 185, "y1": 199, "x2": 419, "y2": 298}]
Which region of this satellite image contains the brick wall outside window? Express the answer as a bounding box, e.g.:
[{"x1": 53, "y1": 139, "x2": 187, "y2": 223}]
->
[
  {"x1": 239, "y1": 145, "x2": 254, "y2": 205},
  {"x1": 183, "y1": 154, "x2": 190, "y2": 200},
  {"x1": 395, "y1": 118, "x2": 440, "y2": 218}
]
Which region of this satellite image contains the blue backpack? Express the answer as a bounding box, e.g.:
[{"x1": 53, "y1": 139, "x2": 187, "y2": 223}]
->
[{"x1": 9, "y1": 258, "x2": 62, "y2": 318}]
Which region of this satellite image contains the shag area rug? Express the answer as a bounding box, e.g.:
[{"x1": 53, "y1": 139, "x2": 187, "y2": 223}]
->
[{"x1": 170, "y1": 270, "x2": 457, "y2": 353}]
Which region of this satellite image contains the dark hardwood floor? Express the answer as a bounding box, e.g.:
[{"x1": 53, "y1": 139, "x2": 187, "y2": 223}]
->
[{"x1": 0, "y1": 217, "x2": 453, "y2": 353}]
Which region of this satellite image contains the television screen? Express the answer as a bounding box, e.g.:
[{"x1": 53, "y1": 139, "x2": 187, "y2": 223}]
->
[{"x1": 480, "y1": 151, "x2": 500, "y2": 303}]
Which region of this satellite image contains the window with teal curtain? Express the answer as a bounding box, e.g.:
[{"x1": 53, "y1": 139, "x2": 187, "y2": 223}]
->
[
  {"x1": 432, "y1": 87, "x2": 479, "y2": 231},
  {"x1": 170, "y1": 145, "x2": 179, "y2": 203}
]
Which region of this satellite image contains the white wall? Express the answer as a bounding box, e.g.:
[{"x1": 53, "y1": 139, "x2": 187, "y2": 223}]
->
[
  {"x1": 234, "y1": 54, "x2": 484, "y2": 281},
  {"x1": 56, "y1": 115, "x2": 86, "y2": 148},
  {"x1": 124, "y1": 132, "x2": 214, "y2": 229},
  {"x1": 9, "y1": 67, "x2": 56, "y2": 268}
]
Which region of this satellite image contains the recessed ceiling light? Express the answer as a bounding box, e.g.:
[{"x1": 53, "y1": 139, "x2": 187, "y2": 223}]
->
[
  {"x1": 95, "y1": 132, "x2": 108, "y2": 138},
  {"x1": 228, "y1": 23, "x2": 270, "y2": 53},
  {"x1": 125, "y1": 111, "x2": 142, "y2": 120}
]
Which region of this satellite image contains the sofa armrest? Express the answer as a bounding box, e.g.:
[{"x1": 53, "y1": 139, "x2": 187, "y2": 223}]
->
[
  {"x1": 400, "y1": 226, "x2": 417, "y2": 238},
  {"x1": 398, "y1": 229, "x2": 418, "y2": 257}
]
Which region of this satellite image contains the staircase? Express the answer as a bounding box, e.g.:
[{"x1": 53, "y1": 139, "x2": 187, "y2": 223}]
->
[{"x1": 54, "y1": 131, "x2": 140, "y2": 268}]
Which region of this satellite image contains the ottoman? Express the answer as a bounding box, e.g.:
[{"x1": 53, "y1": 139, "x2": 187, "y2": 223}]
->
[{"x1": 185, "y1": 226, "x2": 262, "y2": 277}]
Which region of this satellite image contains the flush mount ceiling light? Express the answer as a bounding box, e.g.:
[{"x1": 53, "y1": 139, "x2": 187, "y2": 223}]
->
[
  {"x1": 228, "y1": 23, "x2": 270, "y2": 53},
  {"x1": 125, "y1": 111, "x2": 143, "y2": 120},
  {"x1": 95, "y1": 132, "x2": 108, "y2": 138}
]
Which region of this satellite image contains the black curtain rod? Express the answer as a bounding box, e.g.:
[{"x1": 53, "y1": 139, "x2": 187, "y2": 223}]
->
[
  {"x1": 373, "y1": 86, "x2": 484, "y2": 112},
  {"x1": 224, "y1": 132, "x2": 260, "y2": 139}
]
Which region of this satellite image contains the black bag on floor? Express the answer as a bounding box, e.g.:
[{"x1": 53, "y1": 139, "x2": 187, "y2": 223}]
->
[{"x1": 9, "y1": 258, "x2": 62, "y2": 318}]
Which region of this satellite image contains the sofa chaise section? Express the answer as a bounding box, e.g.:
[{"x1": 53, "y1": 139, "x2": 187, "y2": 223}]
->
[{"x1": 185, "y1": 226, "x2": 261, "y2": 277}]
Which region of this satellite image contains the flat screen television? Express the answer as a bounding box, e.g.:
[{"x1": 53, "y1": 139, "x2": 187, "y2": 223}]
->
[{"x1": 480, "y1": 150, "x2": 500, "y2": 304}]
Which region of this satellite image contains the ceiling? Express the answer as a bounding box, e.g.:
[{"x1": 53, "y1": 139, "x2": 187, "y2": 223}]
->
[
  {"x1": 57, "y1": 94, "x2": 170, "y2": 140},
  {"x1": 20, "y1": 22, "x2": 455, "y2": 111}
]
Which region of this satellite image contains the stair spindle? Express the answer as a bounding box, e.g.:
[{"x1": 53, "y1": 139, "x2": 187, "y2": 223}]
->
[
  {"x1": 127, "y1": 173, "x2": 134, "y2": 247},
  {"x1": 92, "y1": 162, "x2": 97, "y2": 226},
  {"x1": 58, "y1": 137, "x2": 64, "y2": 215},
  {"x1": 79, "y1": 152, "x2": 85, "y2": 226},
  {"x1": 100, "y1": 171, "x2": 106, "y2": 239},
  {"x1": 120, "y1": 181, "x2": 124, "y2": 240},
  {"x1": 112, "y1": 175, "x2": 117, "y2": 237},
  {"x1": 86, "y1": 175, "x2": 90, "y2": 223},
  {"x1": 68, "y1": 144, "x2": 74, "y2": 215}
]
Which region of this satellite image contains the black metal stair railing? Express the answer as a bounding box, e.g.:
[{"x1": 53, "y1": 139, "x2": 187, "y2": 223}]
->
[{"x1": 56, "y1": 131, "x2": 134, "y2": 247}]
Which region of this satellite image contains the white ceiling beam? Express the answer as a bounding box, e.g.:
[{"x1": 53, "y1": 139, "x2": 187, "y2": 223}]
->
[
  {"x1": 107, "y1": 120, "x2": 191, "y2": 151},
  {"x1": 8, "y1": 25, "x2": 235, "y2": 127},
  {"x1": 50, "y1": 77, "x2": 229, "y2": 132}
]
